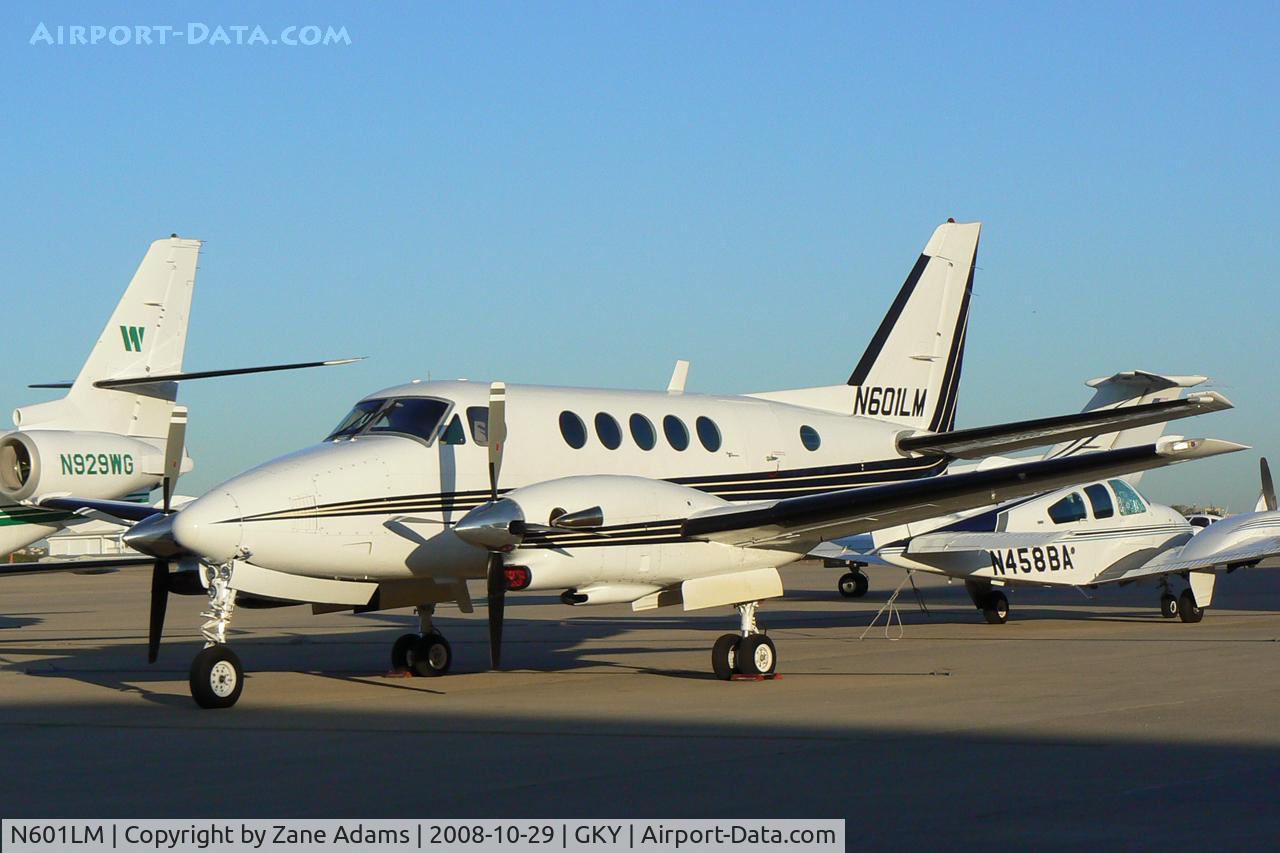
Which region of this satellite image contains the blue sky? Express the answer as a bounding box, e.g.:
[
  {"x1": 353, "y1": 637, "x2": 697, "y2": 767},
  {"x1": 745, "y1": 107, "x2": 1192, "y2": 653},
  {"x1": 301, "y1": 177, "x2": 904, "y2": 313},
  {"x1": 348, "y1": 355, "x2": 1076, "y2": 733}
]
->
[{"x1": 1, "y1": 2, "x2": 1276, "y2": 510}]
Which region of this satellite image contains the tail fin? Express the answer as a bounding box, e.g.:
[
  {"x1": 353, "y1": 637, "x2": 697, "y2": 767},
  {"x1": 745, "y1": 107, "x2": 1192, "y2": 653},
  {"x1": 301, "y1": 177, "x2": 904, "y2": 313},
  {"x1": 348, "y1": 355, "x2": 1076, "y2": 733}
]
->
[
  {"x1": 13, "y1": 237, "x2": 200, "y2": 438},
  {"x1": 846, "y1": 220, "x2": 979, "y2": 432},
  {"x1": 1041, "y1": 371, "x2": 1209, "y2": 485}
]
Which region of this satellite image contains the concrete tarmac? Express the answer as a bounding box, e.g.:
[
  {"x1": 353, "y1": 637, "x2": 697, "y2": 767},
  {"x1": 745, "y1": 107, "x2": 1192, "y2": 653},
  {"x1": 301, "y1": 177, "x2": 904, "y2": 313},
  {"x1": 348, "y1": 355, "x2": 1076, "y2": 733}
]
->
[{"x1": 2, "y1": 559, "x2": 1279, "y2": 848}]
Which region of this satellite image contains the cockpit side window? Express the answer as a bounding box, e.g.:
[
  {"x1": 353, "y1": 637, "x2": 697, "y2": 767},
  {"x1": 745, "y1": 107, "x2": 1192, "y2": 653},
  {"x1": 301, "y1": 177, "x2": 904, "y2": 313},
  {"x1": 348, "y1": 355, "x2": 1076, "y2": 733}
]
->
[
  {"x1": 1048, "y1": 492, "x2": 1087, "y2": 524},
  {"x1": 1109, "y1": 479, "x2": 1147, "y2": 515},
  {"x1": 1084, "y1": 484, "x2": 1114, "y2": 519},
  {"x1": 466, "y1": 406, "x2": 489, "y2": 446},
  {"x1": 439, "y1": 414, "x2": 467, "y2": 445},
  {"x1": 366, "y1": 397, "x2": 451, "y2": 443},
  {"x1": 327, "y1": 399, "x2": 386, "y2": 440}
]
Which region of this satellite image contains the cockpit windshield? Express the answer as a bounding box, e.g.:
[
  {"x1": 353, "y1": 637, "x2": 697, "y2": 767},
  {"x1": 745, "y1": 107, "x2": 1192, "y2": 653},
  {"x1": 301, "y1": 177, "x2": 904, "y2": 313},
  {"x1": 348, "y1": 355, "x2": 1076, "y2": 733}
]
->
[{"x1": 326, "y1": 397, "x2": 451, "y2": 443}]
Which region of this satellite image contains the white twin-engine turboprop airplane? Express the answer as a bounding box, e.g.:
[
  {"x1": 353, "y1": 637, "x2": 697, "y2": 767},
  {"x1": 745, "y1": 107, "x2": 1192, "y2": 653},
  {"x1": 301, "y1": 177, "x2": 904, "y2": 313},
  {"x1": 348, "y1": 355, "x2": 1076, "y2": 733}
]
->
[
  {"x1": 817, "y1": 458, "x2": 1280, "y2": 625},
  {"x1": 38, "y1": 220, "x2": 1244, "y2": 708},
  {"x1": 0, "y1": 235, "x2": 356, "y2": 572}
]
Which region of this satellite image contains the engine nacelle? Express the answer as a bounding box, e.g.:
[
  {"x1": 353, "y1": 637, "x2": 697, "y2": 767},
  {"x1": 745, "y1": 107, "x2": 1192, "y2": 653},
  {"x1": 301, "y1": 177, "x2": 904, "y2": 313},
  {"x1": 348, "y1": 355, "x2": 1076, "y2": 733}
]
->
[
  {"x1": 0, "y1": 430, "x2": 165, "y2": 502},
  {"x1": 505, "y1": 474, "x2": 727, "y2": 530}
]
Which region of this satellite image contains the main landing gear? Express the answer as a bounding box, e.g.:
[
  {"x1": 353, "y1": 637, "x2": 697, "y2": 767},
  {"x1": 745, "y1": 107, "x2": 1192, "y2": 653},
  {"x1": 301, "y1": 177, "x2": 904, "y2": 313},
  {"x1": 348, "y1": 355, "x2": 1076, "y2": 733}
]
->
[
  {"x1": 837, "y1": 569, "x2": 870, "y2": 599},
  {"x1": 711, "y1": 601, "x2": 777, "y2": 680},
  {"x1": 391, "y1": 604, "x2": 453, "y2": 676},
  {"x1": 965, "y1": 580, "x2": 1009, "y2": 625},
  {"x1": 189, "y1": 563, "x2": 244, "y2": 709},
  {"x1": 1159, "y1": 582, "x2": 1204, "y2": 623}
]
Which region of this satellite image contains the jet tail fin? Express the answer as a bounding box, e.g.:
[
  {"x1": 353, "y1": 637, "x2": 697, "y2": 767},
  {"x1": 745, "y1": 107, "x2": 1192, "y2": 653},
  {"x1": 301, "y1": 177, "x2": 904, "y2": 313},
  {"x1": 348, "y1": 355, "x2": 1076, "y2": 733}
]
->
[{"x1": 13, "y1": 236, "x2": 201, "y2": 438}]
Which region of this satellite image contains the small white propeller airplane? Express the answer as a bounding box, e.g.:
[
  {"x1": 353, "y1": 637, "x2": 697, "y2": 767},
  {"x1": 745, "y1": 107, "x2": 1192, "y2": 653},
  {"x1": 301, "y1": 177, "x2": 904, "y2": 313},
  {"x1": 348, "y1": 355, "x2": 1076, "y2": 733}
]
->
[
  {"x1": 0, "y1": 235, "x2": 358, "y2": 571},
  {"x1": 31, "y1": 220, "x2": 1245, "y2": 708},
  {"x1": 815, "y1": 458, "x2": 1280, "y2": 625}
]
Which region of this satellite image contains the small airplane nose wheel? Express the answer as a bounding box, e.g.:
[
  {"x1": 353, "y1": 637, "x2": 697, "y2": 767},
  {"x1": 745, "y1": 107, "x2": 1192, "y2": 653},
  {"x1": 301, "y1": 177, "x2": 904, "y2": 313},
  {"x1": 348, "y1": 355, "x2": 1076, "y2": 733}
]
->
[
  {"x1": 1160, "y1": 593, "x2": 1179, "y2": 619},
  {"x1": 837, "y1": 571, "x2": 869, "y2": 598},
  {"x1": 189, "y1": 646, "x2": 244, "y2": 709}
]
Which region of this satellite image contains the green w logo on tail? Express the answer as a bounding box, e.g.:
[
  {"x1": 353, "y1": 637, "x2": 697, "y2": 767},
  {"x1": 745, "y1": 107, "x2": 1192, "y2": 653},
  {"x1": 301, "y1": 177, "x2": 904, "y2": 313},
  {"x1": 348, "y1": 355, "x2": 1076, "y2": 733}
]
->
[{"x1": 119, "y1": 325, "x2": 145, "y2": 352}]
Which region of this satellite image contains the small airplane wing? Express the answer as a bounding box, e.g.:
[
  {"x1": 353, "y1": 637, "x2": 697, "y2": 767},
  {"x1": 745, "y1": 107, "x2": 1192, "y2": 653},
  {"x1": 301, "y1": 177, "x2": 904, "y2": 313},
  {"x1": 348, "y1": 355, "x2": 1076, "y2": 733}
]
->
[
  {"x1": 682, "y1": 437, "x2": 1245, "y2": 549},
  {"x1": 1092, "y1": 536, "x2": 1280, "y2": 584},
  {"x1": 906, "y1": 531, "x2": 1066, "y2": 554},
  {"x1": 896, "y1": 392, "x2": 1231, "y2": 459},
  {"x1": 0, "y1": 555, "x2": 154, "y2": 578}
]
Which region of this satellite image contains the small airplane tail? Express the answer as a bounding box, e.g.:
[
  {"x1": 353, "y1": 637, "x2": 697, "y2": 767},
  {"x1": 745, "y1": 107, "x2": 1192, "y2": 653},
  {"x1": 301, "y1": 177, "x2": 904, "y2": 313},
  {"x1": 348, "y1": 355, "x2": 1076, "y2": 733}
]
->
[
  {"x1": 1041, "y1": 371, "x2": 1210, "y2": 484},
  {"x1": 13, "y1": 236, "x2": 201, "y2": 439},
  {"x1": 746, "y1": 220, "x2": 979, "y2": 424}
]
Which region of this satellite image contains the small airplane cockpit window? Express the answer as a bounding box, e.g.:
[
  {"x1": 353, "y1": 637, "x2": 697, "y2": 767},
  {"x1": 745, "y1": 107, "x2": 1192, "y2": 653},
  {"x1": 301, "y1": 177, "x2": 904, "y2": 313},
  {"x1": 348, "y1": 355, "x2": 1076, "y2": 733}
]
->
[
  {"x1": 1048, "y1": 492, "x2": 1087, "y2": 524},
  {"x1": 466, "y1": 406, "x2": 489, "y2": 446},
  {"x1": 368, "y1": 397, "x2": 451, "y2": 442},
  {"x1": 630, "y1": 414, "x2": 656, "y2": 451},
  {"x1": 696, "y1": 416, "x2": 722, "y2": 452},
  {"x1": 559, "y1": 411, "x2": 588, "y2": 449},
  {"x1": 800, "y1": 425, "x2": 821, "y2": 451},
  {"x1": 663, "y1": 415, "x2": 689, "y2": 451},
  {"x1": 1084, "y1": 483, "x2": 1114, "y2": 519},
  {"x1": 595, "y1": 413, "x2": 622, "y2": 450},
  {"x1": 439, "y1": 414, "x2": 467, "y2": 445},
  {"x1": 327, "y1": 398, "x2": 386, "y2": 440},
  {"x1": 1189, "y1": 516, "x2": 1213, "y2": 528},
  {"x1": 1109, "y1": 479, "x2": 1147, "y2": 515}
]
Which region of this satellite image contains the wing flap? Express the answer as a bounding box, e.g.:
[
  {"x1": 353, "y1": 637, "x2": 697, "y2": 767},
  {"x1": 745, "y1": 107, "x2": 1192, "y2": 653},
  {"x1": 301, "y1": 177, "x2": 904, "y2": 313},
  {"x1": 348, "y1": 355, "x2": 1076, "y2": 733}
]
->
[{"x1": 897, "y1": 392, "x2": 1232, "y2": 459}]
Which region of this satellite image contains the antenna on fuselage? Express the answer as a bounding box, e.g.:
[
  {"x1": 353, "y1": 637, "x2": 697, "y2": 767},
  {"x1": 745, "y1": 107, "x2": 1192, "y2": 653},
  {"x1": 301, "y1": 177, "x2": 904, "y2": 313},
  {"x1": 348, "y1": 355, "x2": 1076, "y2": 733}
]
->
[{"x1": 667, "y1": 359, "x2": 689, "y2": 394}]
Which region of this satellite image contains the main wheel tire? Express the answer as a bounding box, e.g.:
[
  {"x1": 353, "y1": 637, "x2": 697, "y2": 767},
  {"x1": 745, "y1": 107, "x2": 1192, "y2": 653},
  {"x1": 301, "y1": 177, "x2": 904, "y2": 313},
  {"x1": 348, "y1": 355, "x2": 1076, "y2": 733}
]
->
[
  {"x1": 982, "y1": 591, "x2": 1010, "y2": 625},
  {"x1": 391, "y1": 633, "x2": 418, "y2": 671},
  {"x1": 1160, "y1": 593, "x2": 1179, "y2": 619},
  {"x1": 408, "y1": 633, "x2": 452, "y2": 676},
  {"x1": 1178, "y1": 589, "x2": 1204, "y2": 623},
  {"x1": 711, "y1": 633, "x2": 740, "y2": 681},
  {"x1": 838, "y1": 571, "x2": 870, "y2": 598},
  {"x1": 189, "y1": 646, "x2": 244, "y2": 709},
  {"x1": 736, "y1": 635, "x2": 778, "y2": 676}
]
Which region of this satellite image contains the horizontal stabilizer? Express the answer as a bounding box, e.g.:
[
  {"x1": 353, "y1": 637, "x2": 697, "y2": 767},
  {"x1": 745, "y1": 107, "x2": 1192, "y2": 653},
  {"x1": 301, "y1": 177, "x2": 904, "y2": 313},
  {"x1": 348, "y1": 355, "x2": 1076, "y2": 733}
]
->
[
  {"x1": 898, "y1": 392, "x2": 1232, "y2": 459},
  {"x1": 36, "y1": 496, "x2": 163, "y2": 523},
  {"x1": 682, "y1": 437, "x2": 1247, "y2": 548},
  {"x1": 0, "y1": 555, "x2": 154, "y2": 578},
  {"x1": 89, "y1": 357, "x2": 364, "y2": 389},
  {"x1": 906, "y1": 531, "x2": 1066, "y2": 554}
]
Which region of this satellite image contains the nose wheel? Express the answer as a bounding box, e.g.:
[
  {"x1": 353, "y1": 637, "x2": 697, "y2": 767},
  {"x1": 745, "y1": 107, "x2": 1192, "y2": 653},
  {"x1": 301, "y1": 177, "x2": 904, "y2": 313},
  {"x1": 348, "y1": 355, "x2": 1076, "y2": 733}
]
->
[
  {"x1": 837, "y1": 570, "x2": 869, "y2": 598},
  {"x1": 189, "y1": 645, "x2": 244, "y2": 709}
]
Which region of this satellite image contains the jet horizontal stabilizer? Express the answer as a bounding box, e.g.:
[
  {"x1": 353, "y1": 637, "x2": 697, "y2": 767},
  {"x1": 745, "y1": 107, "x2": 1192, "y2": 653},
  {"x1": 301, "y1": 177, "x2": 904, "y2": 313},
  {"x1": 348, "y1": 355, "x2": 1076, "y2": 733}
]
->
[
  {"x1": 897, "y1": 392, "x2": 1232, "y2": 459},
  {"x1": 90, "y1": 357, "x2": 365, "y2": 389}
]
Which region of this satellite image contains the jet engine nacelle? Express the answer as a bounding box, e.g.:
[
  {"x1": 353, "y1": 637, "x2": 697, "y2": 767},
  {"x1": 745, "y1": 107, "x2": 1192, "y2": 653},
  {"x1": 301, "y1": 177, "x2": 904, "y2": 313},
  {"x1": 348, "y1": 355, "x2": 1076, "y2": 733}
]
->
[
  {"x1": 504, "y1": 474, "x2": 728, "y2": 530},
  {"x1": 0, "y1": 430, "x2": 165, "y2": 502}
]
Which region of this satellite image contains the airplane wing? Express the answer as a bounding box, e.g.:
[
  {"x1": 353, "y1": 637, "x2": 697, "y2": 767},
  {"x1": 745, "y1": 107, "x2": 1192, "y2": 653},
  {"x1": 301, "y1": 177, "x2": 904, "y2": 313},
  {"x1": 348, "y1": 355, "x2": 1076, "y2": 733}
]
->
[
  {"x1": 1091, "y1": 536, "x2": 1280, "y2": 584},
  {"x1": 896, "y1": 392, "x2": 1231, "y2": 459},
  {"x1": 905, "y1": 531, "x2": 1066, "y2": 554},
  {"x1": 682, "y1": 437, "x2": 1245, "y2": 549},
  {"x1": 0, "y1": 555, "x2": 154, "y2": 578}
]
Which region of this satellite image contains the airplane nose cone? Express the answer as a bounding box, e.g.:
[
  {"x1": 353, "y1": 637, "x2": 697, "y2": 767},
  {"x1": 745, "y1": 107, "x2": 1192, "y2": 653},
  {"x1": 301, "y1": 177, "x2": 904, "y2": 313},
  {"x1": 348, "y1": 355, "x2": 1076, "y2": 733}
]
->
[{"x1": 171, "y1": 489, "x2": 243, "y2": 562}]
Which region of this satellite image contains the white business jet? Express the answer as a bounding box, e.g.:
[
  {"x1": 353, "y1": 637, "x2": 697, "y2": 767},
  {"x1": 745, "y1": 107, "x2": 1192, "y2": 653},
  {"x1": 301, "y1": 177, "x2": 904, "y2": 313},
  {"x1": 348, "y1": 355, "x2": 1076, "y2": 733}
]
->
[
  {"x1": 0, "y1": 235, "x2": 356, "y2": 571},
  {"x1": 37, "y1": 221, "x2": 1242, "y2": 708}
]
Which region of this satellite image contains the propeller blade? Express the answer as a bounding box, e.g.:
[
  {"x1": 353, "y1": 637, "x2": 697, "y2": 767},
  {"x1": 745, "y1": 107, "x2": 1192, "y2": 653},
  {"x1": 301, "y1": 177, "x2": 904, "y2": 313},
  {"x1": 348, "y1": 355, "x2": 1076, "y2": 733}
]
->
[
  {"x1": 1263, "y1": 458, "x2": 1277, "y2": 512},
  {"x1": 161, "y1": 406, "x2": 188, "y2": 513},
  {"x1": 147, "y1": 560, "x2": 169, "y2": 663},
  {"x1": 486, "y1": 552, "x2": 506, "y2": 669},
  {"x1": 487, "y1": 382, "x2": 507, "y2": 502}
]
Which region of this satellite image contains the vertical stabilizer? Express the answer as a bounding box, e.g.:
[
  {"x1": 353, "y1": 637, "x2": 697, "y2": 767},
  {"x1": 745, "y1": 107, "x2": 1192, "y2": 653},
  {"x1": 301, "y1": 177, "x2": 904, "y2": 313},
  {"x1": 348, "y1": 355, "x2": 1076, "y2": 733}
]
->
[
  {"x1": 846, "y1": 220, "x2": 979, "y2": 432},
  {"x1": 13, "y1": 237, "x2": 201, "y2": 438}
]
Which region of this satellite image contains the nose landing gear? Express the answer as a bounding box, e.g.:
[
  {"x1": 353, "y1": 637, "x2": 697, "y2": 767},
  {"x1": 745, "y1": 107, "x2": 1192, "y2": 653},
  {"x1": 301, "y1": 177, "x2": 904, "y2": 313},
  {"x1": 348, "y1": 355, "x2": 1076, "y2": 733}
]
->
[{"x1": 189, "y1": 563, "x2": 243, "y2": 709}]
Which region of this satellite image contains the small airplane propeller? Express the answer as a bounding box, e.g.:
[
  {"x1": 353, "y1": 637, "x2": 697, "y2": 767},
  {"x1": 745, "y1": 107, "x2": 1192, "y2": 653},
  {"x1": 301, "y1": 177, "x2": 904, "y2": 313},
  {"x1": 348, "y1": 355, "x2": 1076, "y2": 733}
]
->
[
  {"x1": 485, "y1": 382, "x2": 508, "y2": 669},
  {"x1": 148, "y1": 406, "x2": 187, "y2": 663},
  {"x1": 1262, "y1": 457, "x2": 1277, "y2": 513}
]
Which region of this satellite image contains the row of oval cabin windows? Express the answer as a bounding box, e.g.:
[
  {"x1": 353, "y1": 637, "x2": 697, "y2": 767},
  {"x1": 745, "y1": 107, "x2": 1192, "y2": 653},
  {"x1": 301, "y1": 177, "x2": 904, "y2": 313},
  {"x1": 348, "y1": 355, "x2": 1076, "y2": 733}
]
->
[{"x1": 558, "y1": 411, "x2": 823, "y2": 452}]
